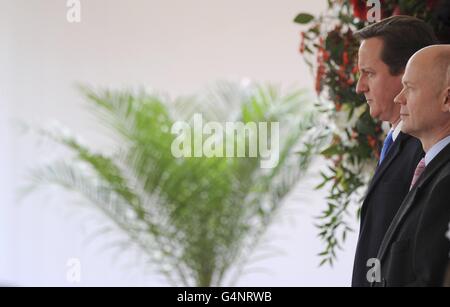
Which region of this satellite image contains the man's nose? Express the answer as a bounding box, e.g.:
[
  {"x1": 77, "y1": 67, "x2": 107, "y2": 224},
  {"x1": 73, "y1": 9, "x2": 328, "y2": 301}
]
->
[
  {"x1": 394, "y1": 89, "x2": 406, "y2": 105},
  {"x1": 356, "y1": 77, "x2": 367, "y2": 94}
]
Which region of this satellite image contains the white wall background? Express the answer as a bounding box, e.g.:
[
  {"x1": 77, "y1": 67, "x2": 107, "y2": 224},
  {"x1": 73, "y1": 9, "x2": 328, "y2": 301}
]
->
[{"x1": 0, "y1": 0, "x2": 359, "y2": 286}]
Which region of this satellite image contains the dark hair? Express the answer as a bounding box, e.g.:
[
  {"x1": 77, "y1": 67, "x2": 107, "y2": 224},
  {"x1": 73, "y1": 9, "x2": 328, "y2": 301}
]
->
[{"x1": 355, "y1": 15, "x2": 439, "y2": 75}]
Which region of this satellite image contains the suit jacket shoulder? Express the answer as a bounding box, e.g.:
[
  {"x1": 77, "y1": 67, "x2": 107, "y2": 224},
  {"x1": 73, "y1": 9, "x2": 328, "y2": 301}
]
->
[{"x1": 376, "y1": 142, "x2": 450, "y2": 286}]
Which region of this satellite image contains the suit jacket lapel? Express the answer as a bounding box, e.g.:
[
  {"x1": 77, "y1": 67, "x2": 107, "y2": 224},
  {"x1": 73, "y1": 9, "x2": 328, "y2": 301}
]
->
[
  {"x1": 415, "y1": 143, "x2": 450, "y2": 191},
  {"x1": 377, "y1": 187, "x2": 419, "y2": 261},
  {"x1": 365, "y1": 133, "x2": 409, "y2": 200},
  {"x1": 377, "y1": 142, "x2": 450, "y2": 262}
]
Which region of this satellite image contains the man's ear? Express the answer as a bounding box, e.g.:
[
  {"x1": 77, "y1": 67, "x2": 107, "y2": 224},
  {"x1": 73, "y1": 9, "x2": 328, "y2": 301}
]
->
[{"x1": 443, "y1": 86, "x2": 450, "y2": 112}]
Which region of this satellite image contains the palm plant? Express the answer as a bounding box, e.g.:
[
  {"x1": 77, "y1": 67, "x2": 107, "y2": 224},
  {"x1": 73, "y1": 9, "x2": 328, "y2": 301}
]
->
[{"x1": 27, "y1": 81, "x2": 321, "y2": 286}]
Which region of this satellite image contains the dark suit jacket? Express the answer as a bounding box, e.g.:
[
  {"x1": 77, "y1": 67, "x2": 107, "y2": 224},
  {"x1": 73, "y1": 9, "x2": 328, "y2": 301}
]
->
[
  {"x1": 352, "y1": 132, "x2": 424, "y2": 287},
  {"x1": 444, "y1": 262, "x2": 450, "y2": 287},
  {"x1": 375, "y1": 142, "x2": 450, "y2": 287}
]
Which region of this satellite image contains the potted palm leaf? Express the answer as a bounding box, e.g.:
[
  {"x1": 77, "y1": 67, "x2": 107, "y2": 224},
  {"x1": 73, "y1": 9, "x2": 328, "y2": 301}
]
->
[{"x1": 27, "y1": 81, "x2": 321, "y2": 286}]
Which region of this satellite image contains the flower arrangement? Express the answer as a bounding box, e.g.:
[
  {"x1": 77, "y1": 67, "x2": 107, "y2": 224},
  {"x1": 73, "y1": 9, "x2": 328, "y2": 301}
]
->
[{"x1": 294, "y1": 0, "x2": 450, "y2": 265}]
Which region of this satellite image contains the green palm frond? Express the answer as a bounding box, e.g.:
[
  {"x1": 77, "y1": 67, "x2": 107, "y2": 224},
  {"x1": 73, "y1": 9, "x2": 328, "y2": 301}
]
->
[{"x1": 27, "y1": 81, "x2": 321, "y2": 286}]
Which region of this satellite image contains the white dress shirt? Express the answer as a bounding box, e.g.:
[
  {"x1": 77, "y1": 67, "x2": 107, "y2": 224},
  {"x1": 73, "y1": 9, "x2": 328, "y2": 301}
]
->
[
  {"x1": 425, "y1": 135, "x2": 450, "y2": 166},
  {"x1": 391, "y1": 121, "x2": 403, "y2": 142}
]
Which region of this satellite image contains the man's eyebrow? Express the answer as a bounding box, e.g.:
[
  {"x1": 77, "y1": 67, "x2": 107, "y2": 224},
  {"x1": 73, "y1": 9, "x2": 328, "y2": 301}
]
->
[
  {"x1": 402, "y1": 80, "x2": 415, "y2": 86},
  {"x1": 360, "y1": 67, "x2": 374, "y2": 73}
]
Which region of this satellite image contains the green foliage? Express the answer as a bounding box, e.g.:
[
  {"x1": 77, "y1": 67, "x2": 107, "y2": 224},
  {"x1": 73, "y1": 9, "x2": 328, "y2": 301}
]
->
[
  {"x1": 295, "y1": 0, "x2": 449, "y2": 266},
  {"x1": 27, "y1": 82, "x2": 321, "y2": 286}
]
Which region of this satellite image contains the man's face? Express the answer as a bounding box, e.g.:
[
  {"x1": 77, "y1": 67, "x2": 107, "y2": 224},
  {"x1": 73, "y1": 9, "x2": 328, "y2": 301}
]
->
[
  {"x1": 356, "y1": 37, "x2": 403, "y2": 123},
  {"x1": 394, "y1": 56, "x2": 446, "y2": 138}
]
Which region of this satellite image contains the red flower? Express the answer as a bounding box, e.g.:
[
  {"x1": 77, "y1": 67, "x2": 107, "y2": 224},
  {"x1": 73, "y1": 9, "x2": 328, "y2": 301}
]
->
[
  {"x1": 350, "y1": 0, "x2": 368, "y2": 21},
  {"x1": 392, "y1": 5, "x2": 401, "y2": 16},
  {"x1": 299, "y1": 32, "x2": 305, "y2": 54},
  {"x1": 375, "y1": 124, "x2": 382, "y2": 133},
  {"x1": 342, "y1": 51, "x2": 349, "y2": 65},
  {"x1": 426, "y1": 0, "x2": 439, "y2": 10},
  {"x1": 338, "y1": 65, "x2": 349, "y2": 84},
  {"x1": 315, "y1": 63, "x2": 326, "y2": 94},
  {"x1": 314, "y1": 36, "x2": 327, "y2": 94},
  {"x1": 367, "y1": 135, "x2": 377, "y2": 149},
  {"x1": 319, "y1": 36, "x2": 324, "y2": 46}
]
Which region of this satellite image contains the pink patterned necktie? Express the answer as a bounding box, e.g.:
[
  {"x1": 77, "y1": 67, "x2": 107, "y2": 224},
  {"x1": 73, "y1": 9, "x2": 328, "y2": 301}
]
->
[{"x1": 410, "y1": 158, "x2": 426, "y2": 190}]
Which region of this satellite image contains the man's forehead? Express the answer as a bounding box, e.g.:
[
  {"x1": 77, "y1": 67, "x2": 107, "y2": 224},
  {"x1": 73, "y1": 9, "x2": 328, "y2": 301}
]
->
[
  {"x1": 403, "y1": 64, "x2": 422, "y2": 84},
  {"x1": 358, "y1": 54, "x2": 380, "y2": 70},
  {"x1": 406, "y1": 55, "x2": 427, "y2": 74},
  {"x1": 358, "y1": 38, "x2": 383, "y2": 65},
  {"x1": 358, "y1": 50, "x2": 378, "y2": 65}
]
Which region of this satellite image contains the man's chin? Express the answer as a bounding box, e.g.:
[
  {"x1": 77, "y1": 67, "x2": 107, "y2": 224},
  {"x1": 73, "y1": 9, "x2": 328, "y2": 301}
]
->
[
  {"x1": 368, "y1": 108, "x2": 380, "y2": 120},
  {"x1": 400, "y1": 125, "x2": 413, "y2": 136}
]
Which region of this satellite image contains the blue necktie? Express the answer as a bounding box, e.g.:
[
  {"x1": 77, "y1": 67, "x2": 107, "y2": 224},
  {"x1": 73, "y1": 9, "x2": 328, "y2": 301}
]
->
[{"x1": 379, "y1": 130, "x2": 394, "y2": 164}]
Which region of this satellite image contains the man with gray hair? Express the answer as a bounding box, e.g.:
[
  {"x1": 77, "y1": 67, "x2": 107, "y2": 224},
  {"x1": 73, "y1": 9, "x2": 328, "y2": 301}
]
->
[{"x1": 375, "y1": 45, "x2": 450, "y2": 286}]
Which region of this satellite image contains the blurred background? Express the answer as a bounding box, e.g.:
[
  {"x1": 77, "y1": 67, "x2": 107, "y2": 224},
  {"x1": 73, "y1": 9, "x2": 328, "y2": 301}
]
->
[{"x1": 0, "y1": 0, "x2": 360, "y2": 286}]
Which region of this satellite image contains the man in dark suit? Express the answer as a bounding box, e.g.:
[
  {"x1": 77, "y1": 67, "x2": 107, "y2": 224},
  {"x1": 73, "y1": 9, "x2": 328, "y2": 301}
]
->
[
  {"x1": 351, "y1": 16, "x2": 438, "y2": 287},
  {"x1": 375, "y1": 45, "x2": 450, "y2": 286}
]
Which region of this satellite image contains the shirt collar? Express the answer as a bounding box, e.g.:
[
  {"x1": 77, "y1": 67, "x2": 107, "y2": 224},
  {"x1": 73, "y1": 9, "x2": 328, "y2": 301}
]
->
[
  {"x1": 391, "y1": 121, "x2": 403, "y2": 142},
  {"x1": 425, "y1": 135, "x2": 450, "y2": 166}
]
